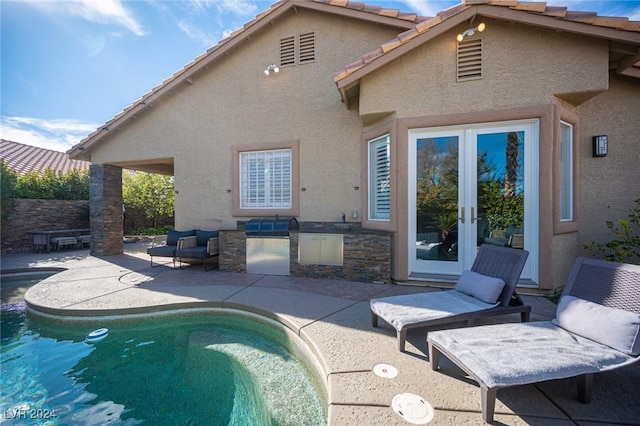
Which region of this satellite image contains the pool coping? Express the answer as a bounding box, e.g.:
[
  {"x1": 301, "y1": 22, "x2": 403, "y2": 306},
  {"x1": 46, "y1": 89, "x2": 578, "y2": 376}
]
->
[{"x1": 4, "y1": 244, "x2": 639, "y2": 425}]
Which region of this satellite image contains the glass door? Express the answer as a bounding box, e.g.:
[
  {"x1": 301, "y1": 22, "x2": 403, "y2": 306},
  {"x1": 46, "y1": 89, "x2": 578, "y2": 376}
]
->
[
  {"x1": 409, "y1": 129, "x2": 465, "y2": 275},
  {"x1": 409, "y1": 120, "x2": 538, "y2": 281}
]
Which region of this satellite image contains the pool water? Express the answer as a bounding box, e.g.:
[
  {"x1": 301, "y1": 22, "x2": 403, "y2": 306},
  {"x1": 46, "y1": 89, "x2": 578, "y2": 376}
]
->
[{"x1": 1, "y1": 300, "x2": 327, "y2": 425}]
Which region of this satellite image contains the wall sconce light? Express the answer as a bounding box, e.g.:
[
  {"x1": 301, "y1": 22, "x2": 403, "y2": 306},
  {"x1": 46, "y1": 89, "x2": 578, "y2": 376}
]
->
[
  {"x1": 593, "y1": 135, "x2": 608, "y2": 157},
  {"x1": 457, "y1": 22, "x2": 486, "y2": 42},
  {"x1": 264, "y1": 64, "x2": 279, "y2": 75}
]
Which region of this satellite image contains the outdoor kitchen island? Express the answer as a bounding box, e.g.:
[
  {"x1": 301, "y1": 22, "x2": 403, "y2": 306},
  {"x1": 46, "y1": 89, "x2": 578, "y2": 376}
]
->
[{"x1": 218, "y1": 220, "x2": 391, "y2": 284}]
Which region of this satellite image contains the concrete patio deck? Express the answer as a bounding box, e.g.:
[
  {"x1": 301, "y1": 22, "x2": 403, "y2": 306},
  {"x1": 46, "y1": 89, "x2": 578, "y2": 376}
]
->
[{"x1": 2, "y1": 241, "x2": 639, "y2": 425}]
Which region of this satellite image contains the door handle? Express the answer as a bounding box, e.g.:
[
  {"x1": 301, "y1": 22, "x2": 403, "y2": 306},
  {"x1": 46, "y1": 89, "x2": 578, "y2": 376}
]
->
[
  {"x1": 471, "y1": 207, "x2": 477, "y2": 224},
  {"x1": 459, "y1": 207, "x2": 465, "y2": 224}
]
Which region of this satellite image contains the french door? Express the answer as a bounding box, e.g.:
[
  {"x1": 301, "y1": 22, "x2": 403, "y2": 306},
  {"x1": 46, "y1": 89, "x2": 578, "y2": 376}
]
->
[{"x1": 408, "y1": 120, "x2": 538, "y2": 282}]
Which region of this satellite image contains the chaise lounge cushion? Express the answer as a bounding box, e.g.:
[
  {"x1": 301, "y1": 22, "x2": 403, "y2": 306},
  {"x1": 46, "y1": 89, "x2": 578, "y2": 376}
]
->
[
  {"x1": 454, "y1": 270, "x2": 506, "y2": 304},
  {"x1": 552, "y1": 295, "x2": 640, "y2": 356},
  {"x1": 428, "y1": 321, "x2": 637, "y2": 389}
]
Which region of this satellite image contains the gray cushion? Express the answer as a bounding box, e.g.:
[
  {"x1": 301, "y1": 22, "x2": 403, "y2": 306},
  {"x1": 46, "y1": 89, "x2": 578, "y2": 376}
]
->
[
  {"x1": 552, "y1": 295, "x2": 640, "y2": 356},
  {"x1": 454, "y1": 270, "x2": 505, "y2": 304},
  {"x1": 166, "y1": 229, "x2": 196, "y2": 246},
  {"x1": 196, "y1": 229, "x2": 219, "y2": 247}
]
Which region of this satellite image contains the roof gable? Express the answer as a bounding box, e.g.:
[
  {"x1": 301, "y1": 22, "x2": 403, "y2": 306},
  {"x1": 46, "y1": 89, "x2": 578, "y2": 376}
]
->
[
  {"x1": 68, "y1": 0, "x2": 428, "y2": 160},
  {"x1": 334, "y1": 0, "x2": 640, "y2": 105}
]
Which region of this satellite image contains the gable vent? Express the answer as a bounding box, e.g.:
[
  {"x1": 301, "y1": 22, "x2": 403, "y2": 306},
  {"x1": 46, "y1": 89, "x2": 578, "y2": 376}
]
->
[
  {"x1": 299, "y1": 32, "x2": 315, "y2": 64},
  {"x1": 457, "y1": 39, "x2": 482, "y2": 81},
  {"x1": 280, "y1": 36, "x2": 295, "y2": 66}
]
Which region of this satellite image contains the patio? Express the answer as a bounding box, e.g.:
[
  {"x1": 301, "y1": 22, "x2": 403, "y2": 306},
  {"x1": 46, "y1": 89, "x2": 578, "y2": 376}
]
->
[{"x1": 2, "y1": 241, "x2": 638, "y2": 425}]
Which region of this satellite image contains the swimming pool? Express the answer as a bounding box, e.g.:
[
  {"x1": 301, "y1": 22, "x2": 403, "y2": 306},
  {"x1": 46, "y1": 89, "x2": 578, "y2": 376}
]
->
[{"x1": 1, "y1": 290, "x2": 328, "y2": 425}]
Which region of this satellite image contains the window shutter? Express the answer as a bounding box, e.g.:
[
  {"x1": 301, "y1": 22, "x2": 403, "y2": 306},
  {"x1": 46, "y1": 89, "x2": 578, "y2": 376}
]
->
[
  {"x1": 457, "y1": 39, "x2": 482, "y2": 81},
  {"x1": 369, "y1": 135, "x2": 390, "y2": 220},
  {"x1": 280, "y1": 36, "x2": 295, "y2": 66},
  {"x1": 298, "y1": 32, "x2": 315, "y2": 64},
  {"x1": 240, "y1": 149, "x2": 292, "y2": 209}
]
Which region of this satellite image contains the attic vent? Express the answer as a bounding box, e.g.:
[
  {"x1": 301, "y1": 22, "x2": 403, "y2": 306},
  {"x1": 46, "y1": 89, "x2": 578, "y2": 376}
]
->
[
  {"x1": 299, "y1": 32, "x2": 315, "y2": 64},
  {"x1": 280, "y1": 36, "x2": 296, "y2": 66},
  {"x1": 457, "y1": 39, "x2": 482, "y2": 81}
]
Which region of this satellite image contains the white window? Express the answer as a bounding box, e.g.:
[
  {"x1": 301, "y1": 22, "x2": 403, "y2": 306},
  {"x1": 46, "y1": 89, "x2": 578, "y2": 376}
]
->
[
  {"x1": 560, "y1": 121, "x2": 573, "y2": 221},
  {"x1": 240, "y1": 149, "x2": 292, "y2": 209},
  {"x1": 368, "y1": 134, "x2": 390, "y2": 220}
]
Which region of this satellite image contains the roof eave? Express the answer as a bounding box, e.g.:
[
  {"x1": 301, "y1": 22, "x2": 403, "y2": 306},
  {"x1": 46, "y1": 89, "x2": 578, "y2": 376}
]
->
[
  {"x1": 336, "y1": 8, "x2": 476, "y2": 92},
  {"x1": 68, "y1": 0, "x2": 426, "y2": 160},
  {"x1": 334, "y1": 3, "x2": 640, "y2": 100}
]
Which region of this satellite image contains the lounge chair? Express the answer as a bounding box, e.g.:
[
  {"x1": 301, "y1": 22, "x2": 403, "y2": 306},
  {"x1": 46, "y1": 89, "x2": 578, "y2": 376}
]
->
[
  {"x1": 427, "y1": 257, "x2": 640, "y2": 423},
  {"x1": 371, "y1": 245, "x2": 530, "y2": 352}
]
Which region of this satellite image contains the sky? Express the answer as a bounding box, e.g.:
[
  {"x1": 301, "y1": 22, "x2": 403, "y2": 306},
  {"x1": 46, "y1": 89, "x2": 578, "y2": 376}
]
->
[{"x1": 2, "y1": 0, "x2": 640, "y2": 153}]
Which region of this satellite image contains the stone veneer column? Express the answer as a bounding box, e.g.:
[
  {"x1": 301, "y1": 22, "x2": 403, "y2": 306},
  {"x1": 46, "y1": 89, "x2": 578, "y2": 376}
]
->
[{"x1": 90, "y1": 164, "x2": 123, "y2": 256}]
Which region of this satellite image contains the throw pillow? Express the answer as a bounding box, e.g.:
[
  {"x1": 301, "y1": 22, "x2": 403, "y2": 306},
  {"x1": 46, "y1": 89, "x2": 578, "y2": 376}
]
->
[
  {"x1": 454, "y1": 270, "x2": 505, "y2": 304},
  {"x1": 553, "y1": 295, "x2": 640, "y2": 356}
]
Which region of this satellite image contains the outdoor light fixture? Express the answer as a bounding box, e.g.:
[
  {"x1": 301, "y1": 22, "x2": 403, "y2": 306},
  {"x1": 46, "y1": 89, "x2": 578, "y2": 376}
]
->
[
  {"x1": 264, "y1": 64, "x2": 279, "y2": 75},
  {"x1": 457, "y1": 22, "x2": 486, "y2": 42},
  {"x1": 593, "y1": 135, "x2": 608, "y2": 157}
]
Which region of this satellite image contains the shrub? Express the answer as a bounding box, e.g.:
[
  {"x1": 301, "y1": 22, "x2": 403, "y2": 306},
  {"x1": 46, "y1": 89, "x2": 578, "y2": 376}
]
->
[
  {"x1": 131, "y1": 225, "x2": 174, "y2": 236},
  {"x1": 0, "y1": 160, "x2": 18, "y2": 224},
  {"x1": 585, "y1": 199, "x2": 640, "y2": 265}
]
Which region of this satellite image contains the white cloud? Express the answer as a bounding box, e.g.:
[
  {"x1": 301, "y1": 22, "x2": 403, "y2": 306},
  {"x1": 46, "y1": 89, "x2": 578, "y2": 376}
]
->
[
  {"x1": 188, "y1": 0, "x2": 258, "y2": 16},
  {"x1": 0, "y1": 116, "x2": 99, "y2": 153},
  {"x1": 25, "y1": 0, "x2": 146, "y2": 36},
  {"x1": 398, "y1": 0, "x2": 446, "y2": 17},
  {"x1": 177, "y1": 20, "x2": 218, "y2": 46}
]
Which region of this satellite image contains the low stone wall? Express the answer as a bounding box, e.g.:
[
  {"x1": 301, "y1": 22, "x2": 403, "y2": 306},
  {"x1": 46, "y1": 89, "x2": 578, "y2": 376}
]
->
[
  {"x1": 219, "y1": 230, "x2": 246, "y2": 273},
  {"x1": 1, "y1": 199, "x2": 90, "y2": 254},
  {"x1": 218, "y1": 227, "x2": 391, "y2": 283}
]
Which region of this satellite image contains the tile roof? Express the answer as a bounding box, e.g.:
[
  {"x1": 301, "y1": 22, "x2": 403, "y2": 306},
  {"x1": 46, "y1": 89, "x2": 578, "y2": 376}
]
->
[
  {"x1": 334, "y1": 0, "x2": 640, "y2": 85},
  {"x1": 1, "y1": 139, "x2": 90, "y2": 175},
  {"x1": 69, "y1": 0, "x2": 429, "y2": 159}
]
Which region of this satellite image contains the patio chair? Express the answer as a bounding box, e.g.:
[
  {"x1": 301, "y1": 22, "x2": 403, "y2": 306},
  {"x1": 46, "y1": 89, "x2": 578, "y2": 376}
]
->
[
  {"x1": 427, "y1": 257, "x2": 640, "y2": 423},
  {"x1": 147, "y1": 229, "x2": 196, "y2": 267},
  {"x1": 175, "y1": 230, "x2": 219, "y2": 270},
  {"x1": 371, "y1": 245, "x2": 530, "y2": 352}
]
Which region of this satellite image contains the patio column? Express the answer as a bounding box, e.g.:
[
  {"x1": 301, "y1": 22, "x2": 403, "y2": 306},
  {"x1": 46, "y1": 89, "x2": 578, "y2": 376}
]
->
[{"x1": 90, "y1": 164, "x2": 123, "y2": 256}]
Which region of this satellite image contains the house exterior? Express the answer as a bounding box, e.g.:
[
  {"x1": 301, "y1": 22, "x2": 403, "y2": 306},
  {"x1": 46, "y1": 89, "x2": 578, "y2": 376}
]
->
[{"x1": 69, "y1": 0, "x2": 640, "y2": 293}]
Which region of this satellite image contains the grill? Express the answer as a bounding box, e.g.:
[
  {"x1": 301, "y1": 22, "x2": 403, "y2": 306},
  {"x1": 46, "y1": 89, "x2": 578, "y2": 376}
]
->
[
  {"x1": 245, "y1": 216, "x2": 299, "y2": 236},
  {"x1": 245, "y1": 216, "x2": 298, "y2": 276}
]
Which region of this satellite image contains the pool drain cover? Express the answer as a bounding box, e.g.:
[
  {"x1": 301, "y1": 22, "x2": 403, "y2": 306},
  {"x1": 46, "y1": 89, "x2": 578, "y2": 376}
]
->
[
  {"x1": 373, "y1": 363, "x2": 398, "y2": 379},
  {"x1": 391, "y1": 393, "x2": 434, "y2": 425}
]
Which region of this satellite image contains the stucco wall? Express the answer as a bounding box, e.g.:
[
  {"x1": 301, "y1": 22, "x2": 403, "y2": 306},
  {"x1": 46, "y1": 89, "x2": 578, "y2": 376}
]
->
[
  {"x1": 577, "y1": 74, "x2": 640, "y2": 253},
  {"x1": 356, "y1": 19, "x2": 616, "y2": 289},
  {"x1": 359, "y1": 19, "x2": 609, "y2": 118},
  {"x1": 88, "y1": 9, "x2": 401, "y2": 231}
]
